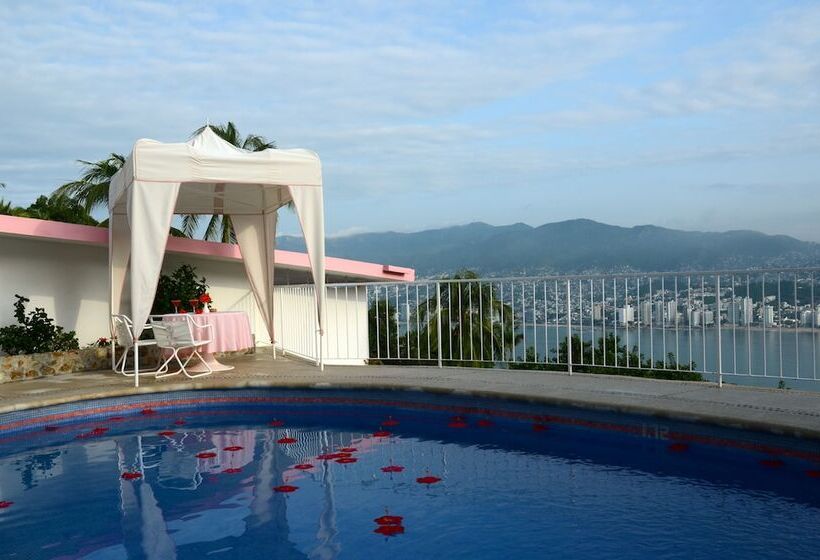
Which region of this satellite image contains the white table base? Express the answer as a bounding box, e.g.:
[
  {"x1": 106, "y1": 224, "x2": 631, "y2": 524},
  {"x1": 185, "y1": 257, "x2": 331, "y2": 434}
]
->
[{"x1": 188, "y1": 352, "x2": 234, "y2": 373}]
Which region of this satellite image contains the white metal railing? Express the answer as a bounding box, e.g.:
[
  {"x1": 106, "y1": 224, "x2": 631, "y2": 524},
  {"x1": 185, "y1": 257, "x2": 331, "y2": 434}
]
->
[
  {"x1": 274, "y1": 284, "x2": 368, "y2": 365},
  {"x1": 276, "y1": 268, "x2": 820, "y2": 389}
]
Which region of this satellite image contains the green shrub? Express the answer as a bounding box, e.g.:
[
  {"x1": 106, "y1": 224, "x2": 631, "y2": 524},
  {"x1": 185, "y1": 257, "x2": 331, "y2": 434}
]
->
[
  {"x1": 152, "y1": 264, "x2": 209, "y2": 315},
  {"x1": 0, "y1": 295, "x2": 79, "y2": 355}
]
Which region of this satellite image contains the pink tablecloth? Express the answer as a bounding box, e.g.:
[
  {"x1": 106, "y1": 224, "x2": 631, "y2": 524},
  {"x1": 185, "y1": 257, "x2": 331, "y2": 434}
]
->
[{"x1": 162, "y1": 311, "x2": 253, "y2": 354}]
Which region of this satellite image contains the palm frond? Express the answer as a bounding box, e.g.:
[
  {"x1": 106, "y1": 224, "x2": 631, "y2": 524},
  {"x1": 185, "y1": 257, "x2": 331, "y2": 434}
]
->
[
  {"x1": 181, "y1": 214, "x2": 201, "y2": 238},
  {"x1": 53, "y1": 153, "x2": 125, "y2": 213}
]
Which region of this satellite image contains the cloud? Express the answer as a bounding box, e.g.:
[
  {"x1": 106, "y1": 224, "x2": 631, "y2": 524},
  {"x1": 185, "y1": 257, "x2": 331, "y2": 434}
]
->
[{"x1": 0, "y1": 1, "x2": 818, "y2": 242}]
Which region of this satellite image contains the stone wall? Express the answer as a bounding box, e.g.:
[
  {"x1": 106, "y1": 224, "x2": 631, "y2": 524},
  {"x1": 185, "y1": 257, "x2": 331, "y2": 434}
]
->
[
  {"x1": 0, "y1": 346, "x2": 256, "y2": 383},
  {"x1": 0, "y1": 348, "x2": 111, "y2": 383}
]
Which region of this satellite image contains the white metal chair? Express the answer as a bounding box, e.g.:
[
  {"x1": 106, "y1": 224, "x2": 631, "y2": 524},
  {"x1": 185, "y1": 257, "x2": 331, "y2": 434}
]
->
[
  {"x1": 149, "y1": 315, "x2": 214, "y2": 378},
  {"x1": 111, "y1": 315, "x2": 164, "y2": 381}
]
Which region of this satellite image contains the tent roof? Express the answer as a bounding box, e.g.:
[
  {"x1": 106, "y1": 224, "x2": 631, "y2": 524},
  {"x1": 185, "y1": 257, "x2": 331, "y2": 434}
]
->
[{"x1": 109, "y1": 127, "x2": 322, "y2": 214}]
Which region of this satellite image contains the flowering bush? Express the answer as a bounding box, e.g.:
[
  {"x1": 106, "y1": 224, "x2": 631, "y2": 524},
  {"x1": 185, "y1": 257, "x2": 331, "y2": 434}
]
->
[
  {"x1": 0, "y1": 295, "x2": 79, "y2": 355},
  {"x1": 152, "y1": 265, "x2": 211, "y2": 314}
]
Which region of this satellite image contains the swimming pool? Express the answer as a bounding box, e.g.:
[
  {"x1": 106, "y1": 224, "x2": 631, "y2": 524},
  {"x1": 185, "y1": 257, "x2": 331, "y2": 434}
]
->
[{"x1": 0, "y1": 389, "x2": 818, "y2": 559}]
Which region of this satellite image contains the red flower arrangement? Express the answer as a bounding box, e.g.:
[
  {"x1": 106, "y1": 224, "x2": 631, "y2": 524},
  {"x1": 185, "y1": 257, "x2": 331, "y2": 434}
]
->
[
  {"x1": 375, "y1": 515, "x2": 403, "y2": 526},
  {"x1": 416, "y1": 475, "x2": 442, "y2": 485},
  {"x1": 199, "y1": 293, "x2": 212, "y2": 304}
]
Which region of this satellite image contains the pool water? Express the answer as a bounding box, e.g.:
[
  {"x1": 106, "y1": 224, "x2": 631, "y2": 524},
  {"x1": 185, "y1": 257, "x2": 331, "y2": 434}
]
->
[{"x1": 0, "y1": 389, "x2": 818, "y2": 559}]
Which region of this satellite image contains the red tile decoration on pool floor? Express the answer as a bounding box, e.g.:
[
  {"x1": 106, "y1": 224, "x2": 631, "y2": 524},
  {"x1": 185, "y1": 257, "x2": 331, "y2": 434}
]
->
[
  {"x1": 76, "y1": 427, "x2": 109, "y2": 439},
  {"x1": 760, "y1": 459, "x2": 785, "y2": 468},
  {"x1": 317, "y1": 452, "x2": 351, "y2": 460},
  {"x1": 44, "y1": 426, "x2": 59, "y2": 432},
  {"x1": 381, "y1": 465, "x2": 405, "y2": 473},
  {"x1": 532, "y1": 423, "x2": 548, "y2": 432},
  {"x1": 373, "y1": 431, "x2": 392, "y2": 438},
  {"x1": 121, "y1": 472, "x2": 142, "y2": 480},
  {"x1": 174, "y1": 419, "x2": 186, "y2": 426},
  {"x1": 339, "y1": 447, "x2": 357, "y2": 453},
  {"x1": 336, "y1": 457, "x2": 357, "y2": 464},
  {"x1": 416, "y1": 476, "x2": 441, "y2": 484},
  {"x1": 223, "y1": 446, "x2": 244, "y2": 452},
  {"x1": 448, "y1": 420, "x2": 468, "y2": 428},
  {"x1": 382, "y1": 417, "x2": 400, "y2": 427},
  {"x1": 196, "y1": 452, "x2": 217, "y2": 459},
  {"x1": 294, "y1": 464, "x2": 314, "y2": 470},
  {"x1": 374, "y1": 525, "x2": 405, "y2": 536},
  {"x1": 269, "y1": 420, "x2": 285, "y2": 427},
  {"x1": 0, "y1": 501, "x2": 14, "y2": 509},
  {"x1": 277, "y1": 437, "x2": 297, "y2": 444},
  {"x1": 158, "y1": 431, "x2": 176, "y2": 437},
  {"x1": 806, "y1": 470, "x2": 820, "y2": 478},
  {"x1": 668, "y1": 443, "x2": 689, "y2": 452},
  {"x1": 222, "y1": 468, "x2": 242, "y2": 474},
  {"x1": 375, "y1": 515, "x2": 403, "y2": 526},
  {"x1": 273, "y1": 485, "x2": 298, "y2": 493},
  {"x1": 476, "y1": 419, "x2": 494, "y2": 427},
  {"x1": 140, "y1": 408, "x2": 156, "y2": 415}
]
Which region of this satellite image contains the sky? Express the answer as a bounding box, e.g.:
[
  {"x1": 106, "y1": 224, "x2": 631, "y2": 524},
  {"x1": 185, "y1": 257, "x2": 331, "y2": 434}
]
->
[{"x1": 1, "y1": 1, "x2": 819, "y2": 241}]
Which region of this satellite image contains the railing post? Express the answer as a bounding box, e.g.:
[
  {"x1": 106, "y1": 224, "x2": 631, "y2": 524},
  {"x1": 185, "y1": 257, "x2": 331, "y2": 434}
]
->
[
  {"x1": 566, "y1": 279, "x2": 572, "y2": 375},
  {"x1": 436, "y1": 282, "x2": 443, "y2": 368},
  {"x1": 716, "y1": 274, "x2": 722, "y2": 387}
]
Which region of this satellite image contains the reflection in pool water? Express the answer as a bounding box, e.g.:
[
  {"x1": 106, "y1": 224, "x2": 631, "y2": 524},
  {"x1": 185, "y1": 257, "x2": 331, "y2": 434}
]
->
[{"x1": 0, "y1": 390, "x2": 818, "y2": 559}]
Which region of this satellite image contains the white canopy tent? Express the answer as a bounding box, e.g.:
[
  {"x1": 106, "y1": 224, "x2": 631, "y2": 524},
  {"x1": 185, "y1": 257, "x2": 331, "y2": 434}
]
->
[{"x1": 108, "y1": 127, "x2": 326, "y2": 372}]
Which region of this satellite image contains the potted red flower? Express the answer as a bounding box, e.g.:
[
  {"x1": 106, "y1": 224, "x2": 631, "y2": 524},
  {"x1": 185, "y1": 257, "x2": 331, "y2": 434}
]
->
[{"x1": 199, "y1": 292, "x2": 213, "y2": 313}]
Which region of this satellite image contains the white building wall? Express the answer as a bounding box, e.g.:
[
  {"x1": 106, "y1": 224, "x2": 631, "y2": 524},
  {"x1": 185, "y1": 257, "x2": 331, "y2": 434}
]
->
[{"x1": 0, "y1": 236, "x2": 267, "y2": 346}]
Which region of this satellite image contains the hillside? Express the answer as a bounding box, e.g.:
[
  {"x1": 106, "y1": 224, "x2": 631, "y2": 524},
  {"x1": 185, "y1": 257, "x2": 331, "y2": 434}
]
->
[{"x1": 278, "y1": 219, "x2": 820, "y2": 277}]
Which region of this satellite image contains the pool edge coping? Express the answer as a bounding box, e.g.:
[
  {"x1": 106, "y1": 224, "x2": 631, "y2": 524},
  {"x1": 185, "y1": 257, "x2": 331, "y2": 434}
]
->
[{"x1": 2, "y1": 376, "x2": 820, "y2": 442}]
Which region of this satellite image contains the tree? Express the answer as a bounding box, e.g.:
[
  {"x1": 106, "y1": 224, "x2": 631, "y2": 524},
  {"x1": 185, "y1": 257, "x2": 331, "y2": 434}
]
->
[
  {"x1": 510, "y1": 333, "x2": 701, "y2": 381},
  {"x1": 53, "y1": 153, "x2": 125, "y2": 213},
  {"x1": 368, "y1": 296, "x2": 401, "y2": 363},
  {"x1": 0, "y1": 183, "x2": 26, "y2": 216},
  {"x1": 24, "y1": 194, "x2": 99, "y2": 225},
  {"x1": 0, "y1": 186, "x2": 101, "y2": 225},
  {"x1": 369, "y1": 270, "x2": 522, "y2": 367}
]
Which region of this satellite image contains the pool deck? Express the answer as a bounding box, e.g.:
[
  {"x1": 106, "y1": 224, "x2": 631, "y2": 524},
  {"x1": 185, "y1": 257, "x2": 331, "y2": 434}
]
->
[{"x1": 2, "y1": 352, "x2": 820, "y2": 440}]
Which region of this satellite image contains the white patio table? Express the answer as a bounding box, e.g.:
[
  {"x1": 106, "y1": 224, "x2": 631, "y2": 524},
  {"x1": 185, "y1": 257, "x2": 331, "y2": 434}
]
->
[{"x1": 161, "y1": 311, "x2": 253, "y2": 372}]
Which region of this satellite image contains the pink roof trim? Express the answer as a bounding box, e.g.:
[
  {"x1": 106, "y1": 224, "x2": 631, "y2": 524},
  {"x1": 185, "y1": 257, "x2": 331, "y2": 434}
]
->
[{"x1": 0, "y1": 215, "x2": 414, "y2": 281}]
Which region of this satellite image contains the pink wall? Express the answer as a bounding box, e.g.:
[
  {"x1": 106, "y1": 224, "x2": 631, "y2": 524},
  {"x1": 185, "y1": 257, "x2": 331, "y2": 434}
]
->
[{"x1": 0, "y1": 215, "x2": 415, "y2": 281}]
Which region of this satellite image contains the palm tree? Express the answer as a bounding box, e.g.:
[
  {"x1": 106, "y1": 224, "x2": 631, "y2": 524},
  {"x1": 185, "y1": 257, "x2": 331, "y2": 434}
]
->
[
  {"x1": 53, "y1": 153, "x2": 125, "y2": 213},
  {"x1": 368, "y1": 271, "x2": 522, "y2": 367},
  {"x1": 54, "y1": 122, "x2": 279, "y2": 242},
  {"x1": 419, "y1": 270, "x2": 522, "y2": 367}
]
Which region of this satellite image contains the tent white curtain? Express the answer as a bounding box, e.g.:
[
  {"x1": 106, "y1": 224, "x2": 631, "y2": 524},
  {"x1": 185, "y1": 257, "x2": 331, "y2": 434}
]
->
[{"x1": 108, "y1": 127, "x2": 326, "y2": 365}]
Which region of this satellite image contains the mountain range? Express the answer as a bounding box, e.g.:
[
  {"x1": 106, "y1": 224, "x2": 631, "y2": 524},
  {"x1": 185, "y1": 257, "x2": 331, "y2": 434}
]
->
[{"x1": 277, "y1": 219, "x2": 820, "y2": 278}]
